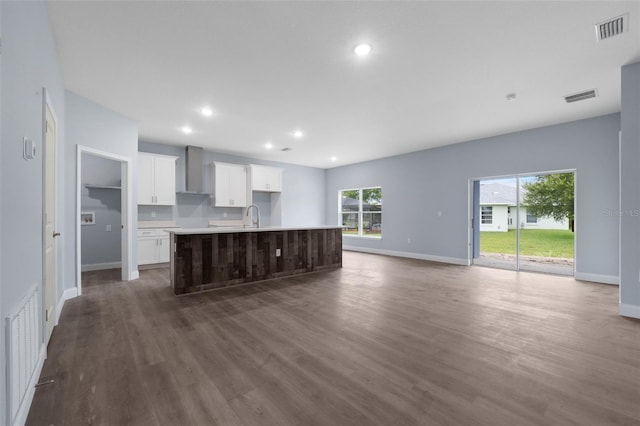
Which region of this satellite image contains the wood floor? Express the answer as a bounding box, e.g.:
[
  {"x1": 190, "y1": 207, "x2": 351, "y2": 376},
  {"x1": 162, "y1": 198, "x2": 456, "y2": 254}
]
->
[{"x1": 27, "y1": 252, "x2": 640, "y2": 425}]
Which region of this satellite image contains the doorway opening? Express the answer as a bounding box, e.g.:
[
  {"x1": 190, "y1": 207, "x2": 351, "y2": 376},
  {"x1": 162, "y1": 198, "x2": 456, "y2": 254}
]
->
[
  {"x1": 80, "y1": 152, "x2": 123, "y2": 288},
  {"x1": 471, "y1": 171, "x2": 575, "y2": 275},
  {"x1": 76, "y1": 146, "x2": 135, "y2": 295}
]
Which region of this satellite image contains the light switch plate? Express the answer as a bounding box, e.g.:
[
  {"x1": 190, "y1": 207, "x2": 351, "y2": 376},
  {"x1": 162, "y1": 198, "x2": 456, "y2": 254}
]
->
[{"x1": 23, "y1": 137, "x2": 36, "y2": 160}]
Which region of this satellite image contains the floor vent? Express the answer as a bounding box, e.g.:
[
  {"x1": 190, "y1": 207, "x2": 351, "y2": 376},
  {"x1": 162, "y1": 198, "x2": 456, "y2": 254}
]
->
[
  {"x1": 6, "y1": 284, "x2": 40, "y2": 426},
  {"x1": 595, "y1": 13, "x2": 629, "y2": 41},
  {"x1": 564, "y1": 89, "x2": 597, "y2": 103}
]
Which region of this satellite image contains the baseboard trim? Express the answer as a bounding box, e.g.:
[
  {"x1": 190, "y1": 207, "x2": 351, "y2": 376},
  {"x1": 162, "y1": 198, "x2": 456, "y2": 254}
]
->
[
  {"x1": 81, "y1": 261, "x2": 121, "y2": 272},
  {"x1": 130, "y1": 270, "x2": 139, "y2": 280},
  {"x1": 574, "y1": 272, "x2": 619, "y2": 285},
  {"x1": 619, "y1": 303, "x2": 640, "y2": 319},
  {"x1": 11, "y1": 344, "x2": 46, "y2": 426},
  {"x1": 343, "y1": 246, "x2": 469, "y2": 266},
  {"x1": 55, "y1": 287, "x2": 78, "y2": 325}
]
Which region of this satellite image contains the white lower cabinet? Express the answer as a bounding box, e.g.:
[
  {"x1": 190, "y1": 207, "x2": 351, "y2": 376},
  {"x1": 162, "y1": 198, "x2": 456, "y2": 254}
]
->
[{"x1": 137, "y1": 229, "x2": 171, "y2": 265}]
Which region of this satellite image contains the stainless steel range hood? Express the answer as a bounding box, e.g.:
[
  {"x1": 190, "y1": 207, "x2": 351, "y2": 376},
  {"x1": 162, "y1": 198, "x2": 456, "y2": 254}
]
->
[{"x1": 184, "y1": 145, "x2": 204, "y2": 193}]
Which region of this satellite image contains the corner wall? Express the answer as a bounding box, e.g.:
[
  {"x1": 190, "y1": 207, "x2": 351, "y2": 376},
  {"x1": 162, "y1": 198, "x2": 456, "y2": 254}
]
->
[
  {"x1": 619, "y1": 62, "x2": 640, "y2": 318},
  {"x1": 326, "y1": 114, "x2": 620, "y2": 281},
  {"x1": 0, "y1": 2, "x2": 66, "y2": 423}
]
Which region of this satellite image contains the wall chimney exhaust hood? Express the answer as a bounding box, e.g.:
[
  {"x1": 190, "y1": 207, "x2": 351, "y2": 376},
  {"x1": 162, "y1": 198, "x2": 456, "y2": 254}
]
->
[{"x1": 179, "y1": 145, "x2": 206, "y2": 194}]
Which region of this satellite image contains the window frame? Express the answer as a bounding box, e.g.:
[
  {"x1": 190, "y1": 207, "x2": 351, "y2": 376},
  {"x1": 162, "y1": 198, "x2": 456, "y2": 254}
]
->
[
  {"x1": 339, "y1": 186, "x2": 382, "y2": 238},
  {"x1": 481, "y1": 206, "x2": 493, "y2": 224}
]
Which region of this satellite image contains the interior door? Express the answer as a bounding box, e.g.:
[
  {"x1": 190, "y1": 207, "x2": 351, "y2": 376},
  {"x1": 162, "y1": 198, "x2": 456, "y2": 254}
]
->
[{"x1": 44, "y1": 101, "x2": 58, "y2": 341}]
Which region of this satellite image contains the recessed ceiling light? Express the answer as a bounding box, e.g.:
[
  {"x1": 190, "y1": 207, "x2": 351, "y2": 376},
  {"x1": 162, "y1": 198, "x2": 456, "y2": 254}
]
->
[
  {"x1": 293, "y1": 130, "x2": 303, "y2": 139},
  {"x1": 354, "y1": 43, "x2": 372, "y2": 56},
  {"x1": 331, "y1": 156, "x2": 337, "y2": 162},
  {"x1": 265, "y1": 142, "x2": 273, "y2": 149},
  {"x1": 200, "y1": 107, "x2": 213, "y2": 117},
  {"x1": 506, "y1": 93, "x2": 517, "y2": 101},
  {"x1": 181, "y1": 126, "x2": 193, "y2": 134}
]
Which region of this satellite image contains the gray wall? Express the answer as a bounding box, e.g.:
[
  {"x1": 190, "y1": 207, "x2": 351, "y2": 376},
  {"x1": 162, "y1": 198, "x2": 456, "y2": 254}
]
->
[
  {"x1": 326, "y1": 114, "x2": 621, "y2": 280},
  {"x1": 65, "y1": 91, "x2": 138, "y2": 284},
  {"x1": 81, "y1": 154, "x2": 122, "y2": 267},
  {"x1": 138, "y1": 141, "x2": 326, "y2": 228},
  {"x1": 0, "y1": 2, "x2": 66, "y2": 423},
  {"x1": 620, "y1": 62, "x2": 640, "y2": 316}
]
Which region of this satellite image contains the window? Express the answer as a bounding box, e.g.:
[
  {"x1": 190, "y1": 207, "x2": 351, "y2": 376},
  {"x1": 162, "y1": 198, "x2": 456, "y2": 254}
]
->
[
  {"x1": 339, "y1": 187, "x2": 382, "y2": 237},
  {"x1": 481, "y1": 206, "x2": 493, "y2": 224},
  {"x1": 526, "y1": 214, "x2": 537, "y2": 224}
]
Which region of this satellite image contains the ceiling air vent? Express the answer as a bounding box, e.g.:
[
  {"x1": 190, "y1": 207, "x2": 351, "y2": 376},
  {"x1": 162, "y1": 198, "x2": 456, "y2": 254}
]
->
[
  {"x1": 281, "y1": 147, "x2": 293, "y2": 152},
  {"x1": 564, "y1": 89, "x2": 597, "y2": 103},
  {"x1": 595, "y1": 13, "x2": 629, "y2": 41}
]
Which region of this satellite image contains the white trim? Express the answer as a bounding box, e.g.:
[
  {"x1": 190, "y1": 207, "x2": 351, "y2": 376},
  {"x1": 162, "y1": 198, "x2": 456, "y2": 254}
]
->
[
  {"x1": 574, "y1": 272, "x2": 619, "y2": 285},
  {"x1": 55, "y1": 287, "x2": 78, "y2": 325},
  {"x1": 344, "y1": 245, "x2": 469, "y2": 266},
  {"x1": 10, "y1": 344, "x2": 46, "y2": 426},
  {"x1": 131, "y1": 270, "x2": 139, "y2": 280},
  {"x1": 81, "y1": 262, "x2": 122, "y2": 272},
  {"x1": 619, "y1": 303, "x2": 640, "y2": 319},
  {"x1": 76, "y1": 145, "x2": 135, "y2": 298}
]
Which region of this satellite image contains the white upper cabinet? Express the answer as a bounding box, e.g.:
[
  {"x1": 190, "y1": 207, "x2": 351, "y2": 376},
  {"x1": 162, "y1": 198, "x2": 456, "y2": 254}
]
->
[
  {"x1": 137, "y1": 153, "x2": 177, "y2": 205},
  {"x1": 210, "y1": 162, "x2": 247, "y2": 207},
  {"x1": 250, "y1": 164, "x2": 283, "y2": 192}
]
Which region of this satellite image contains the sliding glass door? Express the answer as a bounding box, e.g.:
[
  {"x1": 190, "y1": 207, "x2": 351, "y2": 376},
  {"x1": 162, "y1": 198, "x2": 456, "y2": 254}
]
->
[{"x1": 472, "y1": 172, "x2": 575, "y2": 276}]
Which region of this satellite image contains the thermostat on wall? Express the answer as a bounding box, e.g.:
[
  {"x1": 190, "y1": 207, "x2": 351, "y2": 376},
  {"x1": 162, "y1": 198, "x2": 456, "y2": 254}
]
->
[{"x1": 23, "y1": 137, "x2": 36, "y2": 160}]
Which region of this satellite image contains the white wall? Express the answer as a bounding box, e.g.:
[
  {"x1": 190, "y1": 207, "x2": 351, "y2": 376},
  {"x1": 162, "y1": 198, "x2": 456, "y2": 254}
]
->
[
  {"x1": 65, "y1": 91, "x2": 138, "y2": 287},
  {"x1": 0, "y1": 2, "x2": 66, "y2": 423},
  {"x1": 519, "y1": 207, "x2": 569, "y2": 230},
  {"x1": 327, "y1": 114, "x2": 620, "y2": 280},
  {"x1": 479, "y1": 205, "x2": 509, "y2": 232},
  {"x1": 138, "y1": 141, "x2": 326, "y2": 228}
]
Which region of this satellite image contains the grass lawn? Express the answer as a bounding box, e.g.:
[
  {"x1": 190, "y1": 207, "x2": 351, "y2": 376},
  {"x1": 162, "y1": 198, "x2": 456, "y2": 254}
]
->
[{"x1": 480, "y1": 229, "x2": 574, "y2": 258}]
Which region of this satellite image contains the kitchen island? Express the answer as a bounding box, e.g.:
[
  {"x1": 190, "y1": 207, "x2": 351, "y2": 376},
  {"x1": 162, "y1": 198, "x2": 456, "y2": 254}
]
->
[{"x1": 168, "y1": 226, "x2": 342, "y2": 295}]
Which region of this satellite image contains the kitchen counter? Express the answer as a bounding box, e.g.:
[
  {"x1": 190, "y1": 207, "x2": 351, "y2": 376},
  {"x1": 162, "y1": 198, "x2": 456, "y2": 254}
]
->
[
  {"x1": 169, "y1": 226, "x2": 343, "y2": 295},
  {"x1": 167, "y1": 225, "x2": 342, "y2": 234}
]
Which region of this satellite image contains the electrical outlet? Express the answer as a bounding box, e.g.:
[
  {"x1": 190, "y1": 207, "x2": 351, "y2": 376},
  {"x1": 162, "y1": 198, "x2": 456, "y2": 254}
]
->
[
  {"x1": 407, "y1": 238, "x2": 411, "y2": 244},
  {"x1": 223, "y1": 212, "x2": 227, "y2": 218},
  {"x1": 106, "y1": 225, "x2": 112, "y2": 231},
  {"x1": 151, "y1": 211, "x2": 156, "y2": 218},
  {"x1": 276, "y1": 248, "x2": 281, "y2": 257}
]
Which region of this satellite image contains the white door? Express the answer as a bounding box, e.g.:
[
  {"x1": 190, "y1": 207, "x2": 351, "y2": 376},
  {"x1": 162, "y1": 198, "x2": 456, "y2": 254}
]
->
[{"x1": 44, "y1": 102, "x2": 58, "y2": 341}]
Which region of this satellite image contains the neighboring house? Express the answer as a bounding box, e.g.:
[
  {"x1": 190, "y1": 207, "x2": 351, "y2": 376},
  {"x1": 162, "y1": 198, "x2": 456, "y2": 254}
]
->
[{"x1": 479, "y1": 183, "x2": 569, "y2": 232}]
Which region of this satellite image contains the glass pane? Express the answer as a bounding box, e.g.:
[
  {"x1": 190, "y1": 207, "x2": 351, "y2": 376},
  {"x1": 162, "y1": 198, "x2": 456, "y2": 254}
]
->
[
  {"x1": 475, "y1": 177, "x2": 517, "y2": 270},
  {"x1": 362, "y1": 188, "x2": 382, "y2": 211},
  {"x1": 341, "y1": 213, "x2": 359, "y2": 235},
  {"x1": 363, "y1": 213, "x2": 382, "y2": 237},
  {"x1": 519, "y1": 173, "x2": 574, "y2": 275},
  {"x1": 341, "y1": 190, "x2": 360, "y2": 212}
]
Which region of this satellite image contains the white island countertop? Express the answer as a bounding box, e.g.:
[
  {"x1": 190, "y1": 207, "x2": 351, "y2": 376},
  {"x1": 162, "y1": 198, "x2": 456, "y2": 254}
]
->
[{"x1": 168, "y1": 225, "x2": 342, "y2": 235}]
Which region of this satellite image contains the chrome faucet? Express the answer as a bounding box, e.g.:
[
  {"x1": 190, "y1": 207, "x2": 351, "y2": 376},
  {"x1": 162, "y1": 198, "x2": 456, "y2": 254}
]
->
[{"x1": 246, "y1": 204, "x2": 261, "y2": 228}]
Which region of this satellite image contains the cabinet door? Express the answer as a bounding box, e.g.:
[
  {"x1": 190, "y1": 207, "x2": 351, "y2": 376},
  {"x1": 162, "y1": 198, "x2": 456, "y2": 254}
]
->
[
  {"x1": 137, "y1": 154, "x2": 155, "y2": 205},
  {"x1": 214, "y1": 164, "x2": 232, "y2": 206},
  {"x1": 228, "y1": 165, "x2": 247, "y2": 206},
  {"x1": 266, "y1": 167, "x2": 282, "y2": 192},
  {"x1": 138, "y1": 237, "x2": 158, "y2": 265},
  {"x1": 251, "y1": 166, "x2": 269, "y2": 191},
  {"x1": 153, "y1": 156, "x2": 176, "y2": 205},
  {"x1": 157, "y1": 236, "x2": 171, "y2": 263}
]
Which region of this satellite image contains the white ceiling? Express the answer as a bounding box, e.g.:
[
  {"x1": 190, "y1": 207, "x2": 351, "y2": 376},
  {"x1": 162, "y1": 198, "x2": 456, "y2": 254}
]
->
[{"x1": 47, "y1": 1, "x2": 640, "y2": 169}]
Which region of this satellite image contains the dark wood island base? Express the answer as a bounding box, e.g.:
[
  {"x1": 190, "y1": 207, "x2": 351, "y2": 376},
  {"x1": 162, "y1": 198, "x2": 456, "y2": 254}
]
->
[{"x1": 170, "y1": 227, "x2": 342, "y2": 295}]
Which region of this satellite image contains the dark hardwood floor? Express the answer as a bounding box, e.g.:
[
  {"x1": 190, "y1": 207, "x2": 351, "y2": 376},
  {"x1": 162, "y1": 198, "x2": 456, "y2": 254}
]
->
[{"x1": 27, "y1": 252, "x2": 640, "y2": 425}]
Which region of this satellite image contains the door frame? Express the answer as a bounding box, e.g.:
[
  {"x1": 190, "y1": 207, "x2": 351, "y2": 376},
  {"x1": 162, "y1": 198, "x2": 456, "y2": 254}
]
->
[
  {"x1": 468, "y1": 168, "x2": 577, "y2": 274},
  {"x1": 76, "y1": 145, "x2": 135, "y2": 296},
  {"x1": 41, "y1": 88, "x2": 59, "y2": 340}
]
